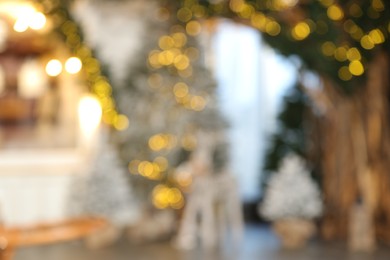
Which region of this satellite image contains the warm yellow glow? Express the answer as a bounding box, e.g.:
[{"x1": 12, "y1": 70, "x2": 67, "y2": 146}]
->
[
  {"x1": 338, "y1": 66, "x2": 352, "y2": 81},
  {"x1": 128, "y1": 160, "x2": 141, "y2": 174},
  {"x1": 173, "y1": 82, "x2": 189, "y2": 98},
  {"x1": 158, "y1": 50, "x2": 175, "y2": 66},
  {"x1": 190, "y1": 96, "x2": 206, "y2": 111},
  {"x1": 238, "y1": 4, "x2": 254, "y2": 18},
  {"x1": 327, "y1": 5, "x2": 344, "y2": 21},
  {"x1": 148, "y1": 50, "x2": 162, "y2": 68},
  {"x1": 186, "y1": 21, "x2": 202, "y2": 36},
  {"x1": 152, "y1": 185, "x2": 184, "y2": 209},
  {"x1": 369, "y1": 29, "x2": 385, "y2": 44},
  {"x1": 349, "y1": 60, "x2": 364, "y2": 76},
  {"x1": 29, "y1": 12, "x2": 46, "y2": 30},
  {"x1": 78, "y1": 95, "x2": 102, "y2": 135},
  {"x1": 149, "y1": 134, "x2": 169, "y2": 151},
  {"x1": 346, "y1": 48, "x2": 361, "y2": 61},
  {"x1": 113, "y1": 114, "x2": 129, "y2": 131},
  {"x1": 154, "y1": 156, "x2": 169, "y2": 172},
  {"x1": 45, "y1": 59, "x2": 62, "y2": 77},
  {"x1": 13, "y1": 17, "x2": 29, "y2": 32},
  {"x1": 65, "y1": 57, "x2": 82, "y2": 74},
  {"x1": 251, "y1": 13, "x2": 267, "y2": 31},
  {"x1": 177, "y1": 7, "x2": 192, "y2": 22},
  {"x1": 334, "y1": 47, "x2": 347, "y2": 62},
  {"x1": 321, "y1": 42, "x2": 336, "y2": 56},
  {"x1": 291, "y1": 22, "x2": 310, "y2": 40},
  {"x1": 349, "y1": 3, "x2": 363, "y2": 17},
  {"x1": 372, "y1": 0, "x2": 384, "y2": 11},
  {"x1": 272, "y1": 0, "x2": 298, "y2": 10},
  {"x1": 0, "y1": 2, "x2": 36, "y2": 20},
  {"x1": 360, "y1": 35, "x2": 375, "y2": 50},
  {"x1": 266, "y1": 21, "x2": 281, "y2": 36},
  {"x1": 174, "y1": 55, "x2": 190, "y2": 70},
  {"x1": 159, "y1": 36, "x2": 175, "y2": 50},
  {"x1": 230, "y1": 0, "x2": 246, "y2": 12},
  {"x1": 172, "y1": 32, "x2": 187, "y2": 48}
]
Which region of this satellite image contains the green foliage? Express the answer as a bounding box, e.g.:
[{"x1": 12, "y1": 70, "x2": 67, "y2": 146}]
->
[{"x1": 263, "y1": 83, "x2": 309, "y2": 173}]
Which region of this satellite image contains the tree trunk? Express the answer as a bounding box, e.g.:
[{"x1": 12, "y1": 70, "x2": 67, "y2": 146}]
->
[{"x1": 307, "y1": 52, "x2": 390, "y2": 244}]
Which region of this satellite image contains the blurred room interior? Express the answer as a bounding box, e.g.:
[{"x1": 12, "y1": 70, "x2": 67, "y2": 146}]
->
[{"x1": 0, "y1": 0, "x2": 390, "y2": 259}]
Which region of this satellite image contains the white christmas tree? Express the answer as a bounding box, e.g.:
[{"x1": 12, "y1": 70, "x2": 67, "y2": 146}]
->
[{"x1": 260, "y1": 154, "x2": 323, "y2": 220}]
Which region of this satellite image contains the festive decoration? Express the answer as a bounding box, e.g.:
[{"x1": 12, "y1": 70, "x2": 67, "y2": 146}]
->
[
  {"x1": 72, "y1": 0, "x2": 228, "y2": 209},
  {"x1": 260, "y1": 154, "x2": 323, "y2": 220},
  {"x1": 260, "y1": 154, "x2": 322, "y2": 248},
  {"x1": 173, "y1": 131, "x2": 243, "y2": 249}
]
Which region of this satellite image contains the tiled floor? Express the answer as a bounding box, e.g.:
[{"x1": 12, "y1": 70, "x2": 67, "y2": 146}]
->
[{"x1": 14, "y1": 224, "x2": 390, "y2": 260}]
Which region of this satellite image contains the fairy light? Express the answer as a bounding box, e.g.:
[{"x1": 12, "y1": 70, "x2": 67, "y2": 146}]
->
[{"x1": 45, "y1": 59, "x2": 62, "y2": 77}]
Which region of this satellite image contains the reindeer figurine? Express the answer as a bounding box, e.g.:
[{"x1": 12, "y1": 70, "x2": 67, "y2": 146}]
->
[{"x1": 173, "y1": 131, "x2": 243, "y2": 250}]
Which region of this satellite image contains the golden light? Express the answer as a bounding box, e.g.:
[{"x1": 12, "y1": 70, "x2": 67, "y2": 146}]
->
[
  {"x1": 78, "y1": 95, "x2": 102, "y2": 136},
  {"x1": 159, "y1": 36, "x2": 175, "y2": 50},
  {"x1": 29, "y1": 12, "x2": 46, "y2": 30},
  {"x1": 334, "y1": 47, "x2": 347, "y2": 62},
  {"x1": 349, "y1": 3, "x2": 363, "y2": 17},
  {"x1": 190, "y1": 96, "x2": 206, "y2": 111},
  {"x1": 154, "y1": 156, "x2": 169, "y2": 172},
  {"x1": 346, "y1": 47, "x2": 361, "y2": 61},
  {"x1": 349, "y1": 60, "x2": 364, "y2": 76},
  {"x1": 327, "y1": 5, "x2": 344, "y2": 21},
  {"x1": 172, "y1": 32, "x2": 187, "y2": 48},
  {"x1": 173, "y1": 82, "x2": 189, "y2": 98},
  {"x1": 291, "y1": 22, "x2": 310, "y2": 40},
  {"x1": 177, "y1": 7, "x2": 192, "y2": 22},
  {"x1": 113, "y1": 114, "x2": 129, "y2": 131},
  {"x1": 265, "y1": 21, "x2": 281, "y2": 36},
  {"x1": 369, "y1": 29, "x2": 385, "y2": 44},
  {"x1": 152, "y1": 185, "x2": 171, "y2": 209},
  {"x1": 158, "y1": 50, "x2": 175, "y2": 66},
  {"x1": 128, "y1": 160, "x2": 141, "y2": 174},
  {"x1": 273, "y1": 0, "x2": 298, "y2": 10},
  {"x1": 360, "y1": 35, "x2": 375, "y2": 50},
  {"x1": 230, "y1": 0, "x2": 246, "y2": 12},
  {"x1": 338, "y1": 66, "x2": 352, "y2": 81},
  {"x1": 321, "y1": 41, "x2": 336, "y2": 56},
  {"x1": 13, "y1": 18, "x2": 29, "y2": 32},
  {"x1": 174, "y1": 55, "x2": 190, "y2": 70},
  {"x1": 186, "y1": 21, "x2": 202, "y2": 36},
  {"x1": 251, "y1": 13, "x2": 267, "y2": 31},
  {"x1": 65, "y1": 57, "x2": 82, "y2": 74},
  {"x1": 149, "y1": 134, "x2": 168, "y2": 151},
  {"x1": 0, "y1": 2, "x2": 35, "y2": 20},
  {"x1": 45, "y1": 59, "x2": 62, "y2": 77},
  {"x1": 372, "y1": 0, "x2": 385, "y2": 11}
]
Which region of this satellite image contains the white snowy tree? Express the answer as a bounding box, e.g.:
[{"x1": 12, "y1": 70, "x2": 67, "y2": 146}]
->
[{"x1": 260, "y1": 154, "x2": 323, "y2": 220}]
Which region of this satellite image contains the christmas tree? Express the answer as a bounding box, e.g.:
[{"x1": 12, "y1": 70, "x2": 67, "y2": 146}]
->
[
  {"x1": 71, "y1": 0, "x2": 228, "y2": 209},
  {"x1": 260, "y1": 154, "x2": 323, "y2": 220}
]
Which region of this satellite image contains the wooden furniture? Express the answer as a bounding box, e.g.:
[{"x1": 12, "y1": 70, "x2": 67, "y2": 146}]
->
[{"x1": 0, "y1": 218, "x2": 107, "y2": 260}]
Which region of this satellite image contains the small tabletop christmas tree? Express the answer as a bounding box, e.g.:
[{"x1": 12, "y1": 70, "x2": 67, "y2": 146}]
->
[{"x1": 260, "y1": 153, "x2": 323, "y2": 248}]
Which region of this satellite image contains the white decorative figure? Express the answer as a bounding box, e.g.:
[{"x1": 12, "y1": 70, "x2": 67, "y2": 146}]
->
[
  {"x1": 259, "y1": 154, "x2": 323, "y2": 248},
  {"x1": 174, "y1": 131, "x2": 243, "y2": 250}
]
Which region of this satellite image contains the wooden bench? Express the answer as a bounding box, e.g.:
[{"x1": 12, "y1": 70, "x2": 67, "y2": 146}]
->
[{"x1": 0, "y1": 218, "x2": 107, "y2": 260}]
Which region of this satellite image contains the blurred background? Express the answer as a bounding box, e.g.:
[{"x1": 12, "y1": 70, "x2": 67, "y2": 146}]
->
[{"x1": 0, "y1": 0, "x2": 390, "y2": 259}]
